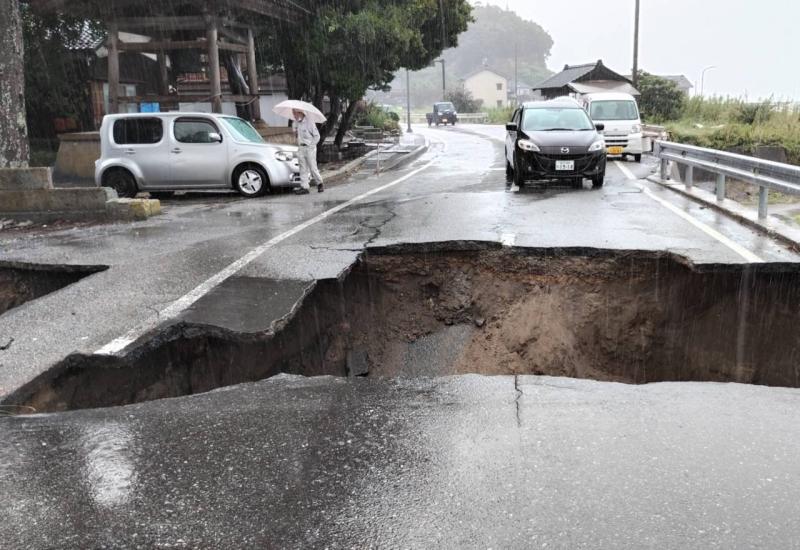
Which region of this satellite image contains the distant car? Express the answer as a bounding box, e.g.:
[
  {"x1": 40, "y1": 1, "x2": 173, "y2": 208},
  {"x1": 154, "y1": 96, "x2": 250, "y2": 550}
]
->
[
  {"x1": 505, "y1": 98, "x2": 607, "y2": 189},
  {"x1": 426, "y1": 102, "x2": 459, "y2": 126},
  {"x1": 580, "y1": 92, "x2": 644, "y2": 162},
  {"x1": 95, "y1": 113, "x2": 301, "y2": 198}
]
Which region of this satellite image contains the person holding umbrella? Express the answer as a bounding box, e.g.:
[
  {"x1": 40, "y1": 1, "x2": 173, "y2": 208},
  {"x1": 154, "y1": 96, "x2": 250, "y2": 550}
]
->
[{"x1": 272, "y1": 100, "x2": 327, "y2": 195}]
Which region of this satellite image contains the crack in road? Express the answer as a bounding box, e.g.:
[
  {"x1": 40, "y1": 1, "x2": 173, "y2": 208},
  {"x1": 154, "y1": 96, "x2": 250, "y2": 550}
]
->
[{"x1": 361, "y1": 204, "x2": 399, "y2": 249}]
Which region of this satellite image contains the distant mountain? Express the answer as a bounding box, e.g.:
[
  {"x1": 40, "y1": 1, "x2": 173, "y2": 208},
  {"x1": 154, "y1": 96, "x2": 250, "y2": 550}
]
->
[
  {"x1": 444, "y1": 4, "x2": 553, "y2": 86},
  {"x1": 369, "y1": 4, "x2": 554, "y2": 108}
]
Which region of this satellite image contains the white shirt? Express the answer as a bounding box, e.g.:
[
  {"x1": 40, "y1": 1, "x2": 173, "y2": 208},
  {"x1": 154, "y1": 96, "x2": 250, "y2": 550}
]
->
[{"x1": 295, "y1": 116, "x2": 320, "y2": 147}]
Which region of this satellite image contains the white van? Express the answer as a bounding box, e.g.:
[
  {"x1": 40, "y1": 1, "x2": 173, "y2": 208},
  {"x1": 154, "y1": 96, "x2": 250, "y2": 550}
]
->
[{"x1": 580, "y1": 92, "x2": 643, "y2": 162}]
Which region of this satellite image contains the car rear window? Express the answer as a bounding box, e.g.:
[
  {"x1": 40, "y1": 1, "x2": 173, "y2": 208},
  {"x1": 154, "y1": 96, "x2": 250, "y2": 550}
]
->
[{"x1": 113, "y1": 118, "x2": 163, "y2": 144}]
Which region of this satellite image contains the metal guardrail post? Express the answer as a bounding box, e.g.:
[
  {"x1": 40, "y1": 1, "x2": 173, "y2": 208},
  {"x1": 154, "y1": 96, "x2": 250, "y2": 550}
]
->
[
  {"x1": 685, "y1": 165, "x2": 693, "y2": 190},
  {"x1": 660, "y1": 158, "x2": 669, "y2": 180},
  {"x1": 758, "y1": 186, "x2": 769, "y2": 219},
  {"x1": 716, "y1": 173, "x2": 726, "y2": 202}
]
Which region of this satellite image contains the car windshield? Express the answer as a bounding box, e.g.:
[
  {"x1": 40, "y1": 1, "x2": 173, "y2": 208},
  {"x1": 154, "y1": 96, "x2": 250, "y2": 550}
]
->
[
  {"x1": 522, "y1": 107, "x2": 594, "y2": 131},
  {"x1": 435, "y1": 102, "x2": 455, "y2": 111},
  {"x1": 589, "y1": 100, "x2": 640, "y2": 121},
  {"x1": 222, "y1": 117, "x2": 265, "y2": 143}
]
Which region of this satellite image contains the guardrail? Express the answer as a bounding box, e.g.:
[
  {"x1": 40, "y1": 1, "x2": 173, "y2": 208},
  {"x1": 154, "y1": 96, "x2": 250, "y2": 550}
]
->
[
  {"x1": 409, "y1": 112, "x2": 489, "y2": 124},
  {"x1": 654, "y1": 140, "x2": 800, "y2": 219}
]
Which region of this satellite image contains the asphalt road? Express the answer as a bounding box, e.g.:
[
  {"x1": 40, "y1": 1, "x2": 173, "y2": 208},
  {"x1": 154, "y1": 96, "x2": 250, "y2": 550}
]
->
[{"x1": 2, "y1": 124, "x2": 800, "y2": 548}]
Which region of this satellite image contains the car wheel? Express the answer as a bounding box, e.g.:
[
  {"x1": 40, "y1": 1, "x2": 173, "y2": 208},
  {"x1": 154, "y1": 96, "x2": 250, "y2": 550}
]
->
[
  {"x1": 592, "y1": 173, "x2": 605, "y2": 189},
  {"x1": 513, "y1": 154, "x2": 525, "y2": 188},
  {"x1": 234, "y1": 165, "x2": 269, "y2": 198},
  {"x1": 634, "y1": 154, "x2": 642, "y2": 163},
  {"x1": 102, "y1": 168, "x2": 138, "y2": 198},
  {"x1": 505, "y1": 152, "x2": 514, "y2": 181}
]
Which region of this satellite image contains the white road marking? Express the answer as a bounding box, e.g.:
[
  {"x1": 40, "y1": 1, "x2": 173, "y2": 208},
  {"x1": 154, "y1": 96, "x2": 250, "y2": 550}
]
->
[
  {"x1": 500, "y1": 233, "x2": 516, "y2": 247},
  {"x1": 97, "y1": 145, "x2": 438, "y2": 356},
  {"x1": 614, "y1": 161, "x2": 764, "y2": 263}
]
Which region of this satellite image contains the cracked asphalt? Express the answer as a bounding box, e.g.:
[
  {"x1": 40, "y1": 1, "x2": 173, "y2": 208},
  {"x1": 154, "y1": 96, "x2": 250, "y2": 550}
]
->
[{"x1": 2, "y1": 125, "x2": 800, "y2": 548}]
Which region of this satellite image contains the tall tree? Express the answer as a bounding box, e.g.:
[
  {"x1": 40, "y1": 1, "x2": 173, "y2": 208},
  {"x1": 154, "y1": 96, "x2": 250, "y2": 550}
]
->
[
  {"x1": 260, "y1": 0, "x2": 472, "y2": 148},
  {"x1": 0, "y1": 0, "x2": 30, "y2": 168},
  {"x1": 637, "y1": 71, "x2": 685, "y2": 122}
]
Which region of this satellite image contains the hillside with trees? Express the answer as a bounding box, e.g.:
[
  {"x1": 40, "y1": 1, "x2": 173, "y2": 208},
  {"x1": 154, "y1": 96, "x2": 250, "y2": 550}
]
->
[{"x1": 369, "y1": 3, "x2": 553, "y2": 108}]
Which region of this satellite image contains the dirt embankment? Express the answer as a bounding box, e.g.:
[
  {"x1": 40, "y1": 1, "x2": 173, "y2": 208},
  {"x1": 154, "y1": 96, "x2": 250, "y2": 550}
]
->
[{"x1": 8, "y1": 247, "x2": 800, "y2": 413}]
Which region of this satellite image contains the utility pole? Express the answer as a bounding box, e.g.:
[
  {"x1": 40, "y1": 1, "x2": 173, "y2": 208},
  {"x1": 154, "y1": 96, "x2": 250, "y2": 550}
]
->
[
  {"x1": 439, "y1": 0, "x2": 447, "y2": 100},
  {"x1": 514, "y1": 43, "x2": 518, "y2": 106},
  {"x1": 632, "y1": 0, "x2": 640, "y2": 89},
  {"x1": 441, "y1": 59, "x2": 446, "y2": 100},
  {"x1": 406, "y1": 68, "x2": 413, "y2": 133}
]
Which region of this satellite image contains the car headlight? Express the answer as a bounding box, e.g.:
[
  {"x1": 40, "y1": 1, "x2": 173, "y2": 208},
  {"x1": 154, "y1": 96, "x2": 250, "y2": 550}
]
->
[
  {"x1": 631, "y1": 124, "x2": 642, "y2": 133},
  {"x1": 588, "y1": 140, "x2": 605, "y2": 153},
  {"x1": 275, "y1": 150, "x2": 295, "y2": 162},
  {"x1": 517, "y1": 139, "x2": 540, "y2": 152}
]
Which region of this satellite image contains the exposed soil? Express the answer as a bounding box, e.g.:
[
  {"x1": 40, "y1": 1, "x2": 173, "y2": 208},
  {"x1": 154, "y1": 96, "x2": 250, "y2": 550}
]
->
[
  {"x1": 7, "y1": 246, "x2": 800, "y2": 413},
  {"x1": 0, "y1": 263, "x2": 106, "y2": 316}
]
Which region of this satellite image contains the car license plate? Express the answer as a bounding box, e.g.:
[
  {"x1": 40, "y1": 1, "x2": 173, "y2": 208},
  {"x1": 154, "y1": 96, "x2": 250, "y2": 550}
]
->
[
  {"x1": 555, "y1": 160, "x2": 574, "y2": 171},
  {"x1": 608, "y1": 146, "x2": 624, "y2": 155}
]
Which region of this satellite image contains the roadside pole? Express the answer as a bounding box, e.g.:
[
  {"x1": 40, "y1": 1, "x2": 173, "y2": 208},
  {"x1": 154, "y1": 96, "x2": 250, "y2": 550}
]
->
[
  {"x1": 406, "y1": 69, "x2": 413, "y2": 133},
  {"x1": 632, "y1": 0, "x2": 640, "y2": 89}
]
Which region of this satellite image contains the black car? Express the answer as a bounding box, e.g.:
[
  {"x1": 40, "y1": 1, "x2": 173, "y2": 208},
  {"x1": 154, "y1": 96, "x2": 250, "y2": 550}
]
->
[
  {"x1": 426, "y1": 102, "x2": 458, "y2": 126},
  {"x1": 505, "y1": 98, "x2": 607, "y2": 188}
]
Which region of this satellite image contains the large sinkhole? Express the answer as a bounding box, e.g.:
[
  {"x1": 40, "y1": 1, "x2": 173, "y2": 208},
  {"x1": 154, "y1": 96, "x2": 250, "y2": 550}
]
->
[
  {"x1": 0, "y1": 262, "x2": 106, "y2": 317},
  {"x1": 9, "y1": 246, "x2": 800, "y2": 412}
]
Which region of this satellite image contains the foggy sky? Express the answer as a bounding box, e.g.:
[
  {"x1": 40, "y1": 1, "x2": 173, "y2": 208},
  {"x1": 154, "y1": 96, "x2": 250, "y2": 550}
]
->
[{"x1": 476, "y1": 0, "x2": 799, "y2": 100}]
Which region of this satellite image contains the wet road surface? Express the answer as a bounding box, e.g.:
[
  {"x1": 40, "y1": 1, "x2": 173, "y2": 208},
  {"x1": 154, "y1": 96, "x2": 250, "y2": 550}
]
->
[{"x1": 2, "y1": 125, "x2": 800, "y2": 547}]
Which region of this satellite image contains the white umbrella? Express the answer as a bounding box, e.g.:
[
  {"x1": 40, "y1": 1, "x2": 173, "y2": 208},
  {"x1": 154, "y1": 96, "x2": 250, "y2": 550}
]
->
[{"x1": 272, "y1": 99, "x2": 327, "y2": 124}]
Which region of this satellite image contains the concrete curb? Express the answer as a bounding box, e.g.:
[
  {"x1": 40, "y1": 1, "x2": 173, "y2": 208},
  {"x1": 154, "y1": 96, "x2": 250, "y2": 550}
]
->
[
  {"x1": 374, "y1": 139, "x2": 429, "y2": 173},
  {"x1": 647, "y1": 175, "x2": 800, "y2": 253},
  {"x1": 321, "y1": 149, "x2": 382, "y2": 187}
]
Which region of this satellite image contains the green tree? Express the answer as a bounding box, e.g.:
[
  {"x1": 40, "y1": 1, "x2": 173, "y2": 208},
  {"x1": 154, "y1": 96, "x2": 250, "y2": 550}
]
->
[
  {"x1": 446, "y1": 87, "x2": 482, "y2": 112},
  {"x1": 1, "y1": 0, "x2": 29, "y2": 167},
  {"x1": 637, "y1": 71, "x2": 685, "y2": 122},
  {"x1": 443, "y1": 4, "x2": 553, "y2": 87},
  {"x1": 20, "y1": 6, "x2": 101, "y2": 140},
  {"x1": 261, "y1": 0, "x2": 472, "y2": 148}
]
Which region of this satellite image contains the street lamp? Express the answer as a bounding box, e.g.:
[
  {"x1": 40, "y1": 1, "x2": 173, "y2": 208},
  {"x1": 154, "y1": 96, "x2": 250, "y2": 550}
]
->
[
  {"x1": 405, "y1": 68, "x2": 413, "y2": 133},
  {"x1": 435, "y1": 58, "x2": 446, "y2": 101},
  {"x1": 700, "y1": 65, "x2": 716, "y2": 96}
]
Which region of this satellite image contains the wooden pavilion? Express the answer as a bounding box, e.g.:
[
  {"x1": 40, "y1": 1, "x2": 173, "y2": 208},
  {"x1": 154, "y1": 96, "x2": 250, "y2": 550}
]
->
[{"x1": 30, "y1": 0, "x2": 308, "y2": 119}]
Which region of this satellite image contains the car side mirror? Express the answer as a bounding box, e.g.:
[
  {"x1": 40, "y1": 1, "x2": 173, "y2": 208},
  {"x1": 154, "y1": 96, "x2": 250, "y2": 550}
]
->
[
  {"x1": 208, "y1": 132, "x2": 223, "y2": 143},
  {"x1": 595, "y1": 123, "x2": 605, "y2": 132},
  {"x1": 506, "y1": 123, "x2": 518, "y2": 132}
]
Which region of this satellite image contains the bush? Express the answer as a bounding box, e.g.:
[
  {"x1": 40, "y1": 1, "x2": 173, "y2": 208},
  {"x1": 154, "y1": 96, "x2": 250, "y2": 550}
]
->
[
  {"x1": 636, "y1": 72, "x2": 684, "y2": 122},
  {"x1": 445, "y1": 88, "x2": 483, "y2": 113},
  {"x1": 488, "y1": 106, "x2": 514, "y2": 124},
  {"x1": 354, "y1": 102, "x2": 400, "y2": 132}
]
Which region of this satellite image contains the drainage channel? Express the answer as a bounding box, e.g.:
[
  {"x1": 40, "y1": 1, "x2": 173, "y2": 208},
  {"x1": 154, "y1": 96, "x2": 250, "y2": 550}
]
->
[{"x1": 6, "y1": 245, "x2": 800, "y2": 413}]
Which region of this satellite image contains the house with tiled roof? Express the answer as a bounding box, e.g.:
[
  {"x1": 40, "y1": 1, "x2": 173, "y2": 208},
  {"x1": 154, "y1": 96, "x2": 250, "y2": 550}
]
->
[{"x1": 533, "y1": 60, "x2": 639, "y2": 100}]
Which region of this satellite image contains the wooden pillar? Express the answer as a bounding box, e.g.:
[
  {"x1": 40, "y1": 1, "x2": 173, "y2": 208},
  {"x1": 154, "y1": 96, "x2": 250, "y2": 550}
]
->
[
  {"x1": 157, "y1": 50, "x2": 169, "y2": 96},
  {"x1": 246, "y1": 28, "x2": 261, "y2": 120},
  {"x1": 207, "y1": 20, "x2": 222, "y2": 113},
  {"x1": 108, "y1": 23, "x2": 120, "y2": 114}
]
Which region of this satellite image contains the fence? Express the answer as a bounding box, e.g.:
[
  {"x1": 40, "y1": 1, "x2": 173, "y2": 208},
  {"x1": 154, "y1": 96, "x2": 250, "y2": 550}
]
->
[
  {"x1": 654, "y1": 140, "x2": 800, "y2": 219},
  {"x1": 409, "y1": 112, "x2": 489, "y2": 124}
]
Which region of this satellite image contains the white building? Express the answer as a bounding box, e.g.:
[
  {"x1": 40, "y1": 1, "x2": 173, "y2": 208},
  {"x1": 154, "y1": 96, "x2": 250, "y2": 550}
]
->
[{"x1": 462, "y1": 68, "x2": 509, "y2": 109}]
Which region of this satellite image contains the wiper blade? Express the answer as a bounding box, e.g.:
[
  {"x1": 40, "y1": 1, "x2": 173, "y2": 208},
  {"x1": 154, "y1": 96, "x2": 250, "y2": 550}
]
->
[{"x1": 542, "y1": 128, "x2": 572, "y2": 131}]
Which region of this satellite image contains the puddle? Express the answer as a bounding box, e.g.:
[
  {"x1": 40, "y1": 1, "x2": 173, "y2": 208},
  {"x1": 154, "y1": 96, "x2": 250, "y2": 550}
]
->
[{"x1": 7, "y1": 245, "x2": 800, "y2": 413}]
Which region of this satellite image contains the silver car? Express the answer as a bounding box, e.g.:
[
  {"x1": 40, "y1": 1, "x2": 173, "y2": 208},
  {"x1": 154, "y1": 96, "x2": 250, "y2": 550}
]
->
[{"x1": 95, "y1": 112, "x2": 301, "y2": 198}]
